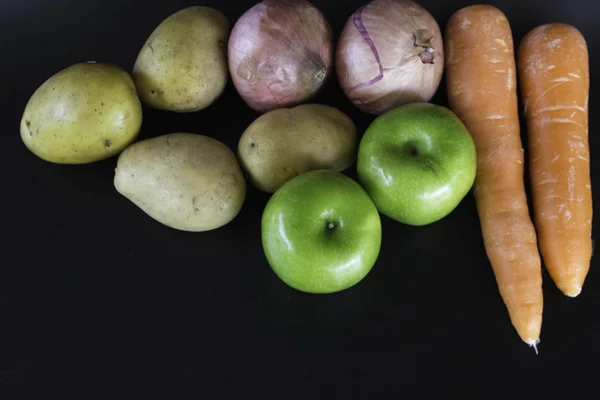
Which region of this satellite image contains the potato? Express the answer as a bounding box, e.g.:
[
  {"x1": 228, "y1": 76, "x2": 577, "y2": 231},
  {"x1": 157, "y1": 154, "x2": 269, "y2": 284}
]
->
[
  {"x1": 20, "y1": 62, "x2": 142, "y2": 164},
  {"x1": 114, "y1": 133, "x2": 246, "y2": 232},
  {"x1": 133, "y1": 6, "x2": 230, "y2": 112},
  {"x1": 237, "y1": 104, "x2": 357, "y2": 193}
]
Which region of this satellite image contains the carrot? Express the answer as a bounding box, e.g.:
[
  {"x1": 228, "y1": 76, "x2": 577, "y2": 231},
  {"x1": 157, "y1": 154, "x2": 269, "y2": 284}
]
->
[
  {"x1": 517, "y1": 24, "x2": 592, "y2": 298},
  {"x1": 444, "y1": 5, "x2": 543, "y2": 350}
]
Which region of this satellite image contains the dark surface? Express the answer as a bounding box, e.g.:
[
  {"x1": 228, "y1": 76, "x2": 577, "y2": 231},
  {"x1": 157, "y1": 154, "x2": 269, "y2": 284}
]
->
[{"x1": 1, "y1": 0, "x2": 598, "y2": 396}]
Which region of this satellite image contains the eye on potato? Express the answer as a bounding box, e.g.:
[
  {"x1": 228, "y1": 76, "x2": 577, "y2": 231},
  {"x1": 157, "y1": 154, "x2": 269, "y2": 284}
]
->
[
  {"x1": 114, "y1": 133, "x2": 246, "y2": 232},
  {"x1": 20, "y1": 62, "x2": 143, "y2": 164},
  {"x1": 132, "y1": 6, "x2": 230, "y2": 113},
  {"x1": 238, "y1": 103, "x2": 357, "y2": 193}
]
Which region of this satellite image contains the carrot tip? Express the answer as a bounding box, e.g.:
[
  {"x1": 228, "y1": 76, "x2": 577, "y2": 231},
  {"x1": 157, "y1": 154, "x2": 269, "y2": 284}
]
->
[
  {"x1": 525, "y1": 339, "x2": 540, "y2": 355},
  {"x1": 564, "y1": 285, "x2": 582, "y2": 298}
]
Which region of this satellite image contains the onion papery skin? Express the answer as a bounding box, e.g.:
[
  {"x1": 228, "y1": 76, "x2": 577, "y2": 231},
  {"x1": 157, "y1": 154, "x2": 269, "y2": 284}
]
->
[
  {"x1": 336, "y1": 0, "x2": 444, "y2": 115},
  {"x1": 228, "y1": 0, "x2": 334, "y2": 113}
]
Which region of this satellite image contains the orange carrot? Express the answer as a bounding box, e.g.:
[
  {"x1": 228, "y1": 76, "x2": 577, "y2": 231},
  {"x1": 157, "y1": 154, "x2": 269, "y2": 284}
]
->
[
  {"x1": 517, "y1": 23, "x2": 592, "y2": 297},
  {"x1": 445, "y1": 5, "x2": 543, "y2": 350}
]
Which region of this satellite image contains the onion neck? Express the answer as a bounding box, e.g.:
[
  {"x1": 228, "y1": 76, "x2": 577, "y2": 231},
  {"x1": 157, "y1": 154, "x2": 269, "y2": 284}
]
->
[
  {"x1": 304, "y1": 54, "x2": 327, "y2": 89},
  {"x1": 413, "y1": 28, "x2": 435, "y2": 64},
  {"x1": 313, "y1": 64, "x2": 327, "y2": 86}
]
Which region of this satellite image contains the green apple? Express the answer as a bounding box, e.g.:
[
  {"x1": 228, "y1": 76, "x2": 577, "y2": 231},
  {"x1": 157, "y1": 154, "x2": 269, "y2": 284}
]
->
[
  {"x1": 357, "y1": 102, "x2": 477, "y2": 226},
  {"x1": 261, "y1": 170, "x2": 382, "y2": 294}
]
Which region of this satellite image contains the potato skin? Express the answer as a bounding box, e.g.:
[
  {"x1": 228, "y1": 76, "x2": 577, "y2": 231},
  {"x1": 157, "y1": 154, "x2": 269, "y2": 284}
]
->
[
  {"x1": 114, "y1": 133, "x2": 246, "y2": 232},
  {"x1": 132, "y1": 6, "x2": 230, "y2": 112},
  {"x1": 238, "y1": 104, "x2": 357, "y2": 193},
  {"x1": 20, "y1": 62, "x2": 142, "y2": 164}
]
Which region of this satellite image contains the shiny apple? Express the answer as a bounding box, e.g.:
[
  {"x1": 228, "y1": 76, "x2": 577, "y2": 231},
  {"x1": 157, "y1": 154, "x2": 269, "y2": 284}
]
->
[
  {"x1": 261, "y1": 170, "x2": 382, "y2": 294},
  {"x1": 357, "y1": 102, "x2": 477, "y2": 226}
]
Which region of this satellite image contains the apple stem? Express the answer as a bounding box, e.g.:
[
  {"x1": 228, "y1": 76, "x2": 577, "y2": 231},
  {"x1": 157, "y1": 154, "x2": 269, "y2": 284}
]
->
[{"x1": 327, "y1": 222, "x2": 335, "y2": 230}]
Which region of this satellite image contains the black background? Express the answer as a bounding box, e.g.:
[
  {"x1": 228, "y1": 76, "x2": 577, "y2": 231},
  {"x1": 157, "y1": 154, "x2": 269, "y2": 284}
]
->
[{"x1": 1, "y1": 0, "x2": 598, "y2": 396}]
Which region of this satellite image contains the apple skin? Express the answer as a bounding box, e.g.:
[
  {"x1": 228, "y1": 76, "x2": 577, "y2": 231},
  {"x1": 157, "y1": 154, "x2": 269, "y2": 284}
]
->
[
  {"x1": 357, "y1": 102, "x2": 477, "y2": 226},
  {"x1": 261, "y1": 170, "x2": 382, "y2": 294}
]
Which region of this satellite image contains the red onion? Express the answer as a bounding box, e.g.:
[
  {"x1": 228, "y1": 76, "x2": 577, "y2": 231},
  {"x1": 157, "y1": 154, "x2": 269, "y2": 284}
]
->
[
  {"x1": 336, "y1": 0, "x2": 444, "y2": 115},
  {"x1": 228, "y1": 0, "x2": 333, "y2": 113}
]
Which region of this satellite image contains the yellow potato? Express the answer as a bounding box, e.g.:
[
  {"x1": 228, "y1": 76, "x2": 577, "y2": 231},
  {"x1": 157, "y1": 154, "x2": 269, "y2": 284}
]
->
[
  {"x1": 133, "y1": 6, "x2": 230, "y2": 112},
  {"x1": 20, "y1": 62, "x2": 142, "y2": 164},
  {"x1": 114, "y1": 133, "x2": 246, "y2": 232},
  {"x1": 238, "y1": 104, "x2": 357, "y2": 193}
]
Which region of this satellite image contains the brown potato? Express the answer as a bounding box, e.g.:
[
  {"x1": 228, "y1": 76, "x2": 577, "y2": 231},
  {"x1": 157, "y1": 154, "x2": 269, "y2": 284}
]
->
[
  {"x1": 238, "y1": 104, "x2": 357, "y2": 193},
  {"x1": 20, "y1": 62, "x2": 142, "y2": 164},
  {"x1": 132, "y1": 6, "x2": 230, "y2": 112},
  {"x1": 114, "y1": 133, "x2": 246, "y2": 232}
]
